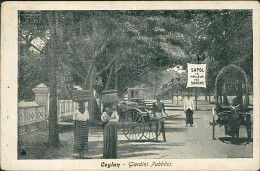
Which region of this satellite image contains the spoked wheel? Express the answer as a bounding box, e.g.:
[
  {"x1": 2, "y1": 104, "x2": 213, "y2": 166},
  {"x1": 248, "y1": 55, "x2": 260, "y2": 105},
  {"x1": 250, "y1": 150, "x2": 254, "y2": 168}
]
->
[
  {"x1": 143, "y1": 120, "x2": 161, "y2": 140},
  {"x1": 122, "y1": 109, "x2": 145, "y2": 141}
]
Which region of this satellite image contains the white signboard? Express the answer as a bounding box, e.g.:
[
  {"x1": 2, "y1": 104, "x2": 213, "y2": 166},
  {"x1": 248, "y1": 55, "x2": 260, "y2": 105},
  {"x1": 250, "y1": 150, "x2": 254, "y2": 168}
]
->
[{"x1": 187, "y1": 63, "x2": 207, "y2": 88}]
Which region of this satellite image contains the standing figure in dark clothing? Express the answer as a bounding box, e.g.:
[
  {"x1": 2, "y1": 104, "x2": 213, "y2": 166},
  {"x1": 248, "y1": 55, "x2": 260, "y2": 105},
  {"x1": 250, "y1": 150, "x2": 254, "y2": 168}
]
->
[
  {"x1": 184, "y1": 95, "x2": 194, "y2": 127},
  {"x1": 101, "y1": 104, "x2": 119, "y2": 159},
  {"x1": 73, "y1": 101, "x2": 90, "y2": 158},
  {"x1": 152, "y1": 96, "x2": 167, "y2": 142}
]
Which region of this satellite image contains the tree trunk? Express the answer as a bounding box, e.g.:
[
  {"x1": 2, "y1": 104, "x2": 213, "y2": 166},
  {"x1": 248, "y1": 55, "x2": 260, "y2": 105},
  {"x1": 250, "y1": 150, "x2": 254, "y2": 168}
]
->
[
  {"x1": 48, "y1": 38, "x2": 59, "y2": 147},
  {"x1": 219, "y1": 96, "x2": 223, "y2": 105},
  {"x1": 205, "y1": 95, "x2": 208, "y2": 101},
  {"x1": 88, "y1": 62, "x2": 96, "y2": 121},
  {"x1": 48, "y1": 11, "x2": 60, "y2": 147},
  {"x1": 223, "y1": 94, "x2": 229, "y2": 106},
  {"x1": 48, "y1": 70, "x2": 59, "y2": 147},
  {"x1": 105, "y1": 62, "x2": 114, "y2": 90},
  {"x1": 115, "y1": 70, "x2": 118, "y2": 90}
]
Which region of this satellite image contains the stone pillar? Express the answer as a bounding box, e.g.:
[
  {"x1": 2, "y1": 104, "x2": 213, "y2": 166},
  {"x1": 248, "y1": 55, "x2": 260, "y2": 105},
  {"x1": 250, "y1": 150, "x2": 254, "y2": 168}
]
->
[{"x1": 32, "y1": 83, "x2": 50, "y2": 118}]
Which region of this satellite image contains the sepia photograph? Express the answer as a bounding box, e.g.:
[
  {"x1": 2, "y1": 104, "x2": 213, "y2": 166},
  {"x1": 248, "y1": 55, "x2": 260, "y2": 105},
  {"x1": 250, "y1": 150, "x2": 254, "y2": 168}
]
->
[{"x1": 1, "y1": 1, "x2": 260, "y2": 170}]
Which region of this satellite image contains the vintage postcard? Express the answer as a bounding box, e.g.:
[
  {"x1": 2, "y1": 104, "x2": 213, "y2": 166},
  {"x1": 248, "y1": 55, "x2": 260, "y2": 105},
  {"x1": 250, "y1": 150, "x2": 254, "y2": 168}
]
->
[{"x1": 1, "y1": 1, "x2": 260, "y2": 170}]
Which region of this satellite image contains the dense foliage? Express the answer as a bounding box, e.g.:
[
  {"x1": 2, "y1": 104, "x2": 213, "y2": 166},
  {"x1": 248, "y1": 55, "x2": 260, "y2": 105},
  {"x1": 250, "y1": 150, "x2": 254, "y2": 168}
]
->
[
  {"x1": 19, "y1": 10, "x2": 252, "y2": 99},
  {"x1": 18, "y1": 10, "x2": 253, "y2": 146}
]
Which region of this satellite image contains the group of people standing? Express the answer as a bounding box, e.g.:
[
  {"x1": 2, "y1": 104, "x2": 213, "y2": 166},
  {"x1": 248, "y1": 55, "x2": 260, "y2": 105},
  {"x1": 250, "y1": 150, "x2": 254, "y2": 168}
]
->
[
  {"x1": 73, "y1": 100, "x2": 119, "y2": 159},
  {"x1": 72, "y1": 94, "x2": 194, "y2": 159}
]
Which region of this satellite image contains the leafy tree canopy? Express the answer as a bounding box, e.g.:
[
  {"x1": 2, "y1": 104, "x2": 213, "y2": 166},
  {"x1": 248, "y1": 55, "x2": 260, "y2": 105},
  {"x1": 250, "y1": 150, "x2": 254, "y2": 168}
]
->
[{"x1": 18, "y1": 10, "x2": 253, "y2": 99}]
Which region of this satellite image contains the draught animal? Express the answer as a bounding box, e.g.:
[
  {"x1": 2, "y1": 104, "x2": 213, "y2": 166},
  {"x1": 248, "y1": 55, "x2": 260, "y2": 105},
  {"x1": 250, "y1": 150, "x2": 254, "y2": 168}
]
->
[{"x1": 229, "y1": 105, "x2": 241, "y2": 144}]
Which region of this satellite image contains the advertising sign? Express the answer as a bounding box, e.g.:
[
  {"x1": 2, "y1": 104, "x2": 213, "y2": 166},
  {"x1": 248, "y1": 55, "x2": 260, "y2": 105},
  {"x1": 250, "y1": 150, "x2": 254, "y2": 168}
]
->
[{"x1": 187, "y1": 63, "x2": 207, "y2": 88}]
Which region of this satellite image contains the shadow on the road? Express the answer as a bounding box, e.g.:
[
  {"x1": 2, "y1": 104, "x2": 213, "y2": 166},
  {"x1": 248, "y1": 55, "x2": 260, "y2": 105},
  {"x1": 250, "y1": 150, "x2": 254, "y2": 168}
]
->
[
  {"x1": 120, "y1": 139, "x2": 184, "y2": 145},
  {"x1": 118, "y1": 140, "x2": 184, "y2": 158},
  {"x1": 88, "y1": 141, "x2": 104, "y2": 157},
  {"x1": 193, "y1": 117, "x2": 204, "y2": 120},
  {"x1": 89, "y1": 128, "x2": 104, "y2": 138},
  {"x1": 88, "y1": 139, "x2": 186, "y2": 159},
  {"x1": 165, "y1": 127, "x2": 188, "y2": 132},
  {"x1": 165, "y1": 116, "x2": 205, "y2": 121},
  {"x1": 18, "y1": 139, "x2": 77, "y2": 159},
  {"x1": 218, "y1": 137, "x2": 253, "y2": 145},
  {"x1": 120, "y1": 152, "x2": 159, "y2": 158},
  {"x1": 88, "y1": 138, "x2": 186, "y2": 159},
  {"x1": 165, "y1": 117, "x2": 186, "y2": 121}
]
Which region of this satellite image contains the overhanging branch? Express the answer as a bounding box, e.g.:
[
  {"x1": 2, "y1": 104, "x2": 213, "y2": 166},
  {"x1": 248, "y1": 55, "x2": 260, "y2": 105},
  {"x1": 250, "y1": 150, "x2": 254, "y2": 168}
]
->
[
  {"x1": 92, "y1": 33, "x2": 116, "y2": 61},
  {"x1": 19, "y1": 34, "x2": 46, "y2": 55},
  {"x1": 96, "y1": 57, "x2": 117, "y2": 78}
]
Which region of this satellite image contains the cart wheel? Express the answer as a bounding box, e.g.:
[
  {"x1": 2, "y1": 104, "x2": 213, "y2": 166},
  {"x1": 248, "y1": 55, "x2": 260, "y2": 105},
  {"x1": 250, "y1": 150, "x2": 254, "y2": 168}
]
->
[
  {"x1": 143, "y1": 120, "x2": 161, "y2": 140},
  {"x1": 122, "y1": 109, "x2": 145, "y2": 141}
]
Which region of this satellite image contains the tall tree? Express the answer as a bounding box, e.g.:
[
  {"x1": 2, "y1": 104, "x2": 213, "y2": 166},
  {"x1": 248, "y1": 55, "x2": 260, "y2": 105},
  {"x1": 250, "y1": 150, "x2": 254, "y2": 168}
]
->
[{"x1": 19, "y1": 10, "x2": 253, "y2": 145}]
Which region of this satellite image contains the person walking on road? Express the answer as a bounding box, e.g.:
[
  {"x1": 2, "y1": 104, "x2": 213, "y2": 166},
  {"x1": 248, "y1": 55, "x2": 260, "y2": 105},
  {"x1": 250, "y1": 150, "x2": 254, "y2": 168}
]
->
[
  {"x1": 152, "y1": 95, "x2": 167, "y2": 142},
  {"x1": 73, "y1": 100, "x2": 90, "y2": 158},
  {"x1": 184, "y1": 94, "x2": 194, "y2": 127},
  {"x1": 101, "y1": 104, "x2": 119, "y2": 159}
]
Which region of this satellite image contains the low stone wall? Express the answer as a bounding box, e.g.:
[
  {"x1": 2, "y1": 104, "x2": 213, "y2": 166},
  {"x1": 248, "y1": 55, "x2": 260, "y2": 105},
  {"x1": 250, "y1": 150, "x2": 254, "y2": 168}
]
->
[{"x1": 18, "y1": 104, "x2": 48, "y2": 134}]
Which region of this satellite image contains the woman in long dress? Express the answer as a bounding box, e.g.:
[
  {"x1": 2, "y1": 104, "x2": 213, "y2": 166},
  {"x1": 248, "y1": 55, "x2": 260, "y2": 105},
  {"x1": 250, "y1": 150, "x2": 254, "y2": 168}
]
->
[
  {"x1": 101, "y1": 104, "x2": 119, "y2": 159},
  {"x1": 184, "y1": 95, "x2": 194, "y2": 127},
  {"x1": 73, "y1": 101, "x2": 90, "y2": 158}
]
